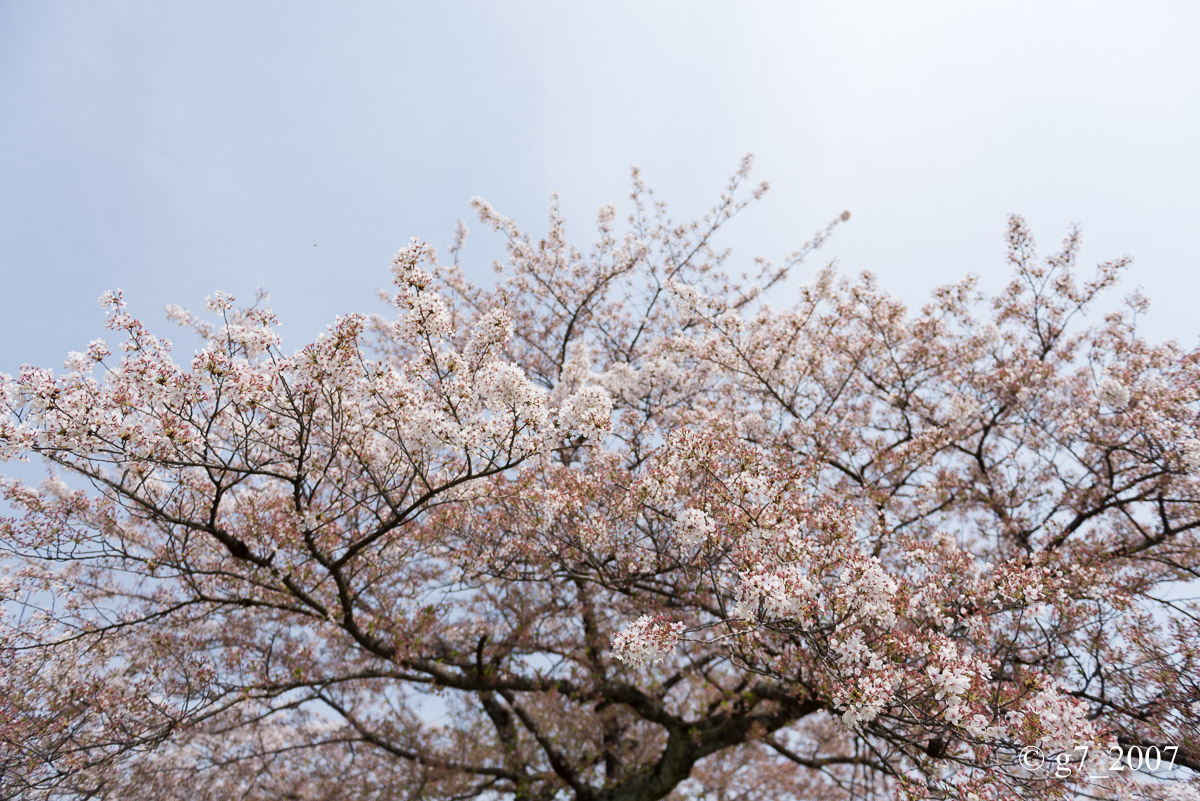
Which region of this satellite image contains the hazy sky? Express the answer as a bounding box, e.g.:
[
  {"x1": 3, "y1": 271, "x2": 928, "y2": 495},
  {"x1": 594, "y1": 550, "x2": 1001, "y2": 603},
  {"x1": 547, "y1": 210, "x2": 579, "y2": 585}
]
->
[{"x1": 2, "y1": 1, "x2": 1198, "y2": 378}]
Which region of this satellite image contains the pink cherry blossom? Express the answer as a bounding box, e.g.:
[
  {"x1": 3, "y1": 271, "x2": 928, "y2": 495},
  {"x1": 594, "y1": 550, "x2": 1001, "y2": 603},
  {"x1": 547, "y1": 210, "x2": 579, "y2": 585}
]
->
[{"x1": 1, "y1": 160, "x2": 1198, "y2": 800}]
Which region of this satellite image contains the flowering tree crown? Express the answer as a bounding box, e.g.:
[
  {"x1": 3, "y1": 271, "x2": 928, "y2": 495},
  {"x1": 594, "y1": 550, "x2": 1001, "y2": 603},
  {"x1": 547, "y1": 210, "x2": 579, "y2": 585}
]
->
[{"x1": 2, "y1": 159, "x2": 1199, "y2": 800}]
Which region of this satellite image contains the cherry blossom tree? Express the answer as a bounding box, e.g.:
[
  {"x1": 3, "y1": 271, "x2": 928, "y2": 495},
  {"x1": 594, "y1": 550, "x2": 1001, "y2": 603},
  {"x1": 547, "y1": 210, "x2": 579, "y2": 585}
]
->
[{"x1": 2, "y1": 158, "x2": 1199, "y2": 800}]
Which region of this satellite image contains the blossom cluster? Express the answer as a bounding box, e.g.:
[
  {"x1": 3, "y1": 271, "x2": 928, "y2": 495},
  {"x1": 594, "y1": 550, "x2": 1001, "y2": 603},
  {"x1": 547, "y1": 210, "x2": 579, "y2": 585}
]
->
[
  {"x1": 611, "y1": 614, "x2": 686, "y2": 666},
  {"x1": 674, "y1": 507, "x2": 716, "y2": 547}
]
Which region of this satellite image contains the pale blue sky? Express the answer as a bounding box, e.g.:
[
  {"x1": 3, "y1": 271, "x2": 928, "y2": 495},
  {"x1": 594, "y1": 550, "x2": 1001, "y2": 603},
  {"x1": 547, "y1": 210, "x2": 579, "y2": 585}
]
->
[{"x1": 2, "y1": 1, "x2": 1198, "y2": 377}]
